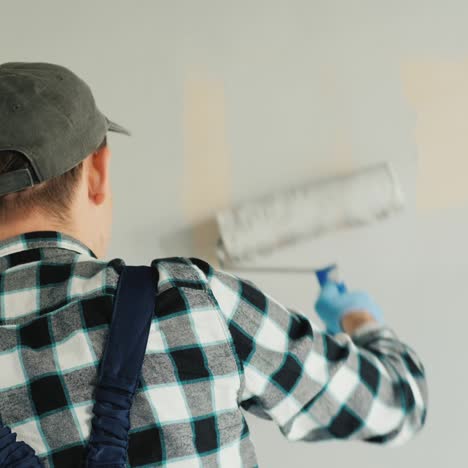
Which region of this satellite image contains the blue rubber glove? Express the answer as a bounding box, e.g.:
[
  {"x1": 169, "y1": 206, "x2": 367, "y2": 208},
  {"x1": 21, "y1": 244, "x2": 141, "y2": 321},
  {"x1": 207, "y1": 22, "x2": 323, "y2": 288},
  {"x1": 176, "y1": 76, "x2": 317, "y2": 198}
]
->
[{"x1": 315, "y1": 281, "x2": 384, "y2": 335}]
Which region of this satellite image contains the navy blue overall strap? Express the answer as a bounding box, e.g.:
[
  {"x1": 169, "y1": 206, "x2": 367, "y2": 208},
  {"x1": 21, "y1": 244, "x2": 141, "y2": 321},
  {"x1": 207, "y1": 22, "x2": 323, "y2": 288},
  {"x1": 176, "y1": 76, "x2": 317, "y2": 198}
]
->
[
  {"x1": 0, "y1": 424, "x2": 42, "y2": 467},
  {"x1": 85, "y1": 265, "x2": 159, "y2": 468}
]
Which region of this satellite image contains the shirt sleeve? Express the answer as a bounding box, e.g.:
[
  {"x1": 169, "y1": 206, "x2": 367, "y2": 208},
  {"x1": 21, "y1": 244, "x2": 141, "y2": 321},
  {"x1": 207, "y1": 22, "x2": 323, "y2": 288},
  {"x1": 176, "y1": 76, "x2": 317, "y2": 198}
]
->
[{"x1": 189, "y1": 258, "x2": 428, "y2": 446}]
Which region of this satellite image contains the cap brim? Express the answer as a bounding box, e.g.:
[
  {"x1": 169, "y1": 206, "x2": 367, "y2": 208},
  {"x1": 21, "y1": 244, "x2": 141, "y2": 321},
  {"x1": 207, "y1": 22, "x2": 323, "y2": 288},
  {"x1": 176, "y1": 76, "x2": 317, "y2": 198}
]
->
[{"x1": 106, "y1": 117, "x2": 132, "y2": 136}]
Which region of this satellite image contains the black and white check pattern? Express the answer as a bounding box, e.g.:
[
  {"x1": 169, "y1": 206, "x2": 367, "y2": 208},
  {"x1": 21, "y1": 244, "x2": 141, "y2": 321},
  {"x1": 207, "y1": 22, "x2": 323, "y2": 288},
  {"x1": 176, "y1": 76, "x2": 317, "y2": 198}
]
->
[{"x1": 0, "y1": 231, "x2": 427, "y2": 467}]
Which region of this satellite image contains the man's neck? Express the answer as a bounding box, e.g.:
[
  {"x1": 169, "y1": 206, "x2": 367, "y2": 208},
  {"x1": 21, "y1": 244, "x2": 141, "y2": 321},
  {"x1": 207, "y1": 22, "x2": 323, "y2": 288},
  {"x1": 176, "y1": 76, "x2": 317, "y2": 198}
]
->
[
  {"x1": 0, "y1": 215, "x2": 103, "y2": 259},
  {"x1": 0, "y1": 219, "x2": 74, "y2": 243}
]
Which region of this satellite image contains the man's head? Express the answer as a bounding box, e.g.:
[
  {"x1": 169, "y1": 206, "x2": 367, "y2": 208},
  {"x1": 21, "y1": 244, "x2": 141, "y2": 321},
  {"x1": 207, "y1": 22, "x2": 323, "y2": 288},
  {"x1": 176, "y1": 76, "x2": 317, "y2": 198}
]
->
[
  {"x1": 0, "y1": 136, "x2": 112, "y2": 257},
  {"x1": 0, "y1": 62, "x2": 130, "y2": 258}
]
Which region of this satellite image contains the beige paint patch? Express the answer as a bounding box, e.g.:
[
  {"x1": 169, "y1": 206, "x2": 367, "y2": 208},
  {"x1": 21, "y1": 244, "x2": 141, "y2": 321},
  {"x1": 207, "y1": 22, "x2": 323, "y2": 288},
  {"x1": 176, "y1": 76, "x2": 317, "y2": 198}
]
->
[
  {"x1": 183, "y1": 74, "x2": 232, "y2": 266},
  {"x1": 326, "y1": 127, "x2": 356, "y2": 174},
  {"x1": 315, "y1": 64, "x2": 356, "y2": 178},
  {"x1": 403, "y1": 60, "x2": 468, "y2": 212}
]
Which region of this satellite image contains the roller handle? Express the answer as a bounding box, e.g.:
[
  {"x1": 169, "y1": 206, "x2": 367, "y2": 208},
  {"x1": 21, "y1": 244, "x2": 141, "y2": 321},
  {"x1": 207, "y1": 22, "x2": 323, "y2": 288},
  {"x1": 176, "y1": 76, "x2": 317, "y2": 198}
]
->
[{"x1": 316, "y1": 265, "x2": 347, "y2": 293}]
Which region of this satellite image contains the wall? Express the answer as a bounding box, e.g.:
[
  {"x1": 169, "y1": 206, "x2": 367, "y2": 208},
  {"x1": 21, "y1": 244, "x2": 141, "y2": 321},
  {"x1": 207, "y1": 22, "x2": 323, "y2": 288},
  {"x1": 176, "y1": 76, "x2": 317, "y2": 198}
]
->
[{"x1": 1, "y1": 1, "x2": 464, "y2": 466}]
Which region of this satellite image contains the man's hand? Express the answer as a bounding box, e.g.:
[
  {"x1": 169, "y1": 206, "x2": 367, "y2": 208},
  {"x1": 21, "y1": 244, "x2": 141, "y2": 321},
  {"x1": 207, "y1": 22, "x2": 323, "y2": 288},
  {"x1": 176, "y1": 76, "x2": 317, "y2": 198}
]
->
[
  {"x1": 341, "y1": 310, "x2": 377, "y2": 335},
  {"x1": 315, "y1": 282, "x2": 384, "y2": 335}
]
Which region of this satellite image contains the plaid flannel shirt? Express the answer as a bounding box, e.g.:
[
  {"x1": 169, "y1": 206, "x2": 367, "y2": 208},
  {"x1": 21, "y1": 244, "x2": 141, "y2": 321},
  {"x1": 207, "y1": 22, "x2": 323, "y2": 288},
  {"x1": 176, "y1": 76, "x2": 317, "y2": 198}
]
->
[{"x1": 0, "y1": 231, "x2": 427, "y2": 467}]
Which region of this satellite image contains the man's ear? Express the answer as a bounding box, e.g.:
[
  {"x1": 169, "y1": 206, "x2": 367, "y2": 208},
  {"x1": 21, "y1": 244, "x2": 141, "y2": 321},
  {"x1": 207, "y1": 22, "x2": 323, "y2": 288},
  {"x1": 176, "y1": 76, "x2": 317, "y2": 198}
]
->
[{"x1": 87, "y1": 145, "x2": 111, "y2": 205}]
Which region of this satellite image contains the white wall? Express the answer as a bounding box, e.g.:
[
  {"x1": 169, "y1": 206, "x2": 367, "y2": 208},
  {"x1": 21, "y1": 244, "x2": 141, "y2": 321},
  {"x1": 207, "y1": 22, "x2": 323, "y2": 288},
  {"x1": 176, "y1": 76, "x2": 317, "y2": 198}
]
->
[{"x1": 2, "y1": 1, "x2": 464, "y2": 466}]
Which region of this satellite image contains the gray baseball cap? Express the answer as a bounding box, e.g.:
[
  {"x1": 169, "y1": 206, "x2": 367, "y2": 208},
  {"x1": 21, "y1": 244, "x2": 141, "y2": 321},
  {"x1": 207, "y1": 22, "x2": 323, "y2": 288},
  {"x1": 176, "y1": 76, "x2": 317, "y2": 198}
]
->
[{"x1": 0, "y1": 62, "x2": 131, "y2": 197}]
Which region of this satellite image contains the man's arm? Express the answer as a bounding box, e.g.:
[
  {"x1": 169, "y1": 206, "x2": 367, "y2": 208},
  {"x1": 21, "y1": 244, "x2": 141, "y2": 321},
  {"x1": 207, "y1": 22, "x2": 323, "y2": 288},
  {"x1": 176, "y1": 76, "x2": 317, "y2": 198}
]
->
[{"x1": 190, "y1": 258, "x2": 428, "y2": 445}]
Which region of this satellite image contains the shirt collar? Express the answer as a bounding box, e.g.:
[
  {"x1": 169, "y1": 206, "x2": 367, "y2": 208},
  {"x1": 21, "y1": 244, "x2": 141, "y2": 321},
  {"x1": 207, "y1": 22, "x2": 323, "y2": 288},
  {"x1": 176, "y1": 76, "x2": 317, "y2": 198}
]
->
[{"x1": 0, "y1": 231, "x2": 97, "y2": 259}]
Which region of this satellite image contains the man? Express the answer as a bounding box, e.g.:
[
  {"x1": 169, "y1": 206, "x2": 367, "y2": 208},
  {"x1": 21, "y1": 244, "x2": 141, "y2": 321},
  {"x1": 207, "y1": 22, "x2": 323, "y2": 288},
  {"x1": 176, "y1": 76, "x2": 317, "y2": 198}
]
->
[{"x1": 0, "y1": 62, "x2": 427, "y2": 467}]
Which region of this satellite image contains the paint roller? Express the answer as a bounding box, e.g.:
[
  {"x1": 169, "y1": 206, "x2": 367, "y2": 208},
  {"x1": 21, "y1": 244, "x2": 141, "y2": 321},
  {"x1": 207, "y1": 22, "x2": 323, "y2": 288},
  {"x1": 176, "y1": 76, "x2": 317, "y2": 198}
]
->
[{"x1": 215, "y1": 162, "x2": 405, "y2": 284}]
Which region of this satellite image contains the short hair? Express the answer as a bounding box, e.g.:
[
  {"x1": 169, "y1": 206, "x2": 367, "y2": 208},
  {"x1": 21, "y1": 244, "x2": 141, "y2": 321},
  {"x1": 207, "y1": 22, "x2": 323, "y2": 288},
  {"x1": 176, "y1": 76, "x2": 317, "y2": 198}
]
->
[{"x1": 0, "y1": 136, "x2": 107, "y2": 224}]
